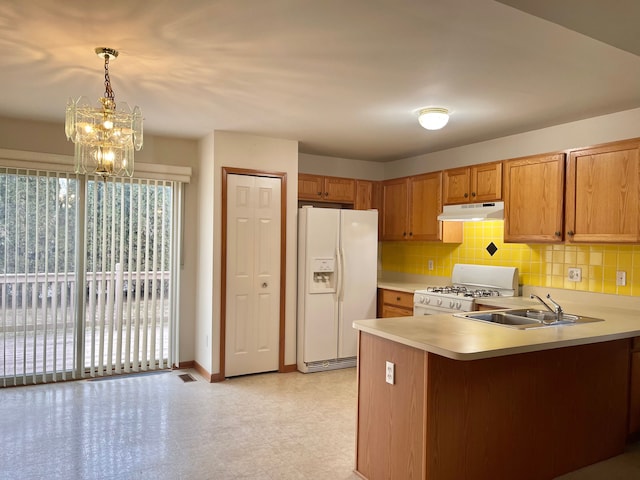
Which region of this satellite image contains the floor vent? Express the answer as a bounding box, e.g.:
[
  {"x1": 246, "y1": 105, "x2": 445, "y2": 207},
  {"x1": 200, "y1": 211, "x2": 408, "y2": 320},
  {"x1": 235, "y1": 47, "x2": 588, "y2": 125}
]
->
[
  {"x1": 304, "y1": 357, "x2": 356, "y2": 373},
  {"x1": 178, "y1": 373, "x2": 196, "y2": 383}
]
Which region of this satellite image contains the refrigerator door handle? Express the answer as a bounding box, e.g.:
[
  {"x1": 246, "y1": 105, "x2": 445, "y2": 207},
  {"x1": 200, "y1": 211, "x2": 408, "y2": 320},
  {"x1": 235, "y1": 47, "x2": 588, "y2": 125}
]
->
[{"x1": 336, "y1": 246, "x2": 344, "y2": 302}]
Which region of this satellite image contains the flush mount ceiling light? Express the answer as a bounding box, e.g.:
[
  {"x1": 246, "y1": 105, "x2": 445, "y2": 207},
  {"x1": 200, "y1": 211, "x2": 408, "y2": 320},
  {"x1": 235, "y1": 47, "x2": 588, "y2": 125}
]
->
[
  {"x1": 418, "y1": 107, "x2": 449, "y2": 130},
  {"x1": 65, "y1": 47, "x2": 143, "y2": 179}
]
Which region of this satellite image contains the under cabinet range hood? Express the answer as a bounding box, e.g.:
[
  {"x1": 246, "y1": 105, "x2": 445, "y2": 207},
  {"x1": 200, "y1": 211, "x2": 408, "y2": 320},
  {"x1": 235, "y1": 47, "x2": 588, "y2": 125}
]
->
[{"x1": 437, "y1": 201, "x2": 504, "y2": 222}]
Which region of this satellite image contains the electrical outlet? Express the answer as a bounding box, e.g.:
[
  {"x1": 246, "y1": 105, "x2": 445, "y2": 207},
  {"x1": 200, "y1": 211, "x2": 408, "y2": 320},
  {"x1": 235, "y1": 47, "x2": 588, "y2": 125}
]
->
[
  {"x1": 428, "y1": 260, "x2": 434, "y2": 271},
  {"x1": 385, "y1": 361, "x2": 395, "y2": 385},
  {"x1": 616, "y1": 271, "x2": 626, "y2": 286},
  {"x1": 568, "y1": 267, "x2": 582, "y2": 282}
]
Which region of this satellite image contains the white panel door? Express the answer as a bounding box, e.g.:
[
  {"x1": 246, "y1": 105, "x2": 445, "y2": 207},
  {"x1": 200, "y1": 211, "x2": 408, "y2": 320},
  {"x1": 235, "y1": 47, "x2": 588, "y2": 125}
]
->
[
  {"x1": 226, "y1": 174, "x2": 281, "y2": 377},
  {"x1": 338, "y1": 210, "x2": 378, "y2": 358}
]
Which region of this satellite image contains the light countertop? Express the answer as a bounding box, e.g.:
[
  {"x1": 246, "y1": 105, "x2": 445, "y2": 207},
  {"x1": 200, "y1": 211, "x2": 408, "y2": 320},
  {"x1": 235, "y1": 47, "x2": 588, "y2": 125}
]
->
[
  {"x1": 353, "y1": 297, "x2": 640, "y2": 360},
  {"x1": 377, "y1": 273, "x2": 449, "y2": 294}
]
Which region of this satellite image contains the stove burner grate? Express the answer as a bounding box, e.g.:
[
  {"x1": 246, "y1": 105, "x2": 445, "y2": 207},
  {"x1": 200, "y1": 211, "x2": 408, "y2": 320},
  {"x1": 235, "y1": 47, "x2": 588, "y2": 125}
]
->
[{"x1": 426, "y1": 286, "x2": 501, "y2": 297}]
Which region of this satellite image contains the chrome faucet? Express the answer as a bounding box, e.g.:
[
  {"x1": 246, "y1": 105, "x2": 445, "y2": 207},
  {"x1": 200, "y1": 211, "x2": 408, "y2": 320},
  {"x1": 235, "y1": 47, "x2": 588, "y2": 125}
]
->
[{"x1": 530, "y1": 293, "x2": 563, "y2": 323}]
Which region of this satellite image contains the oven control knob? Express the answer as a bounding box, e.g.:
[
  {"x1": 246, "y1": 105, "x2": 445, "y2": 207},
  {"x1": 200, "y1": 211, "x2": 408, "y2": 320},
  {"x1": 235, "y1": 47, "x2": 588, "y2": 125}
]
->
[
  {"x1": 424, "y1": 297, "x2": 430, "y2": 304},
  {"x1": 456, "y1": 301, "x2": 462, "y2": 309},
  {"x1": 449, "y1": 300, "x2": 455, "y2": 308},
  {"x1": 436, "y1": 298, "x2": 442, "y2": 306}
]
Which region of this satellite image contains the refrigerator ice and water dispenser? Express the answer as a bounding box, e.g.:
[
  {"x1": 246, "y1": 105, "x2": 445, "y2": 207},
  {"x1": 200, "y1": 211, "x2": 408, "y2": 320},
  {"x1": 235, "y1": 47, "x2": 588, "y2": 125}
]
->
[{"x1": 309, "y1": 257, "x2": 336, "y2": 293}]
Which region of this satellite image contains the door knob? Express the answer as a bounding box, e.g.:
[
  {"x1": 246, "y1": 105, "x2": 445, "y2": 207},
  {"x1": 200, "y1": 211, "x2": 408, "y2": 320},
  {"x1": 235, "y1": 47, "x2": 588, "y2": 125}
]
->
[{"x1": 261, "y1": 282, "x2": 268, "y2": 288}]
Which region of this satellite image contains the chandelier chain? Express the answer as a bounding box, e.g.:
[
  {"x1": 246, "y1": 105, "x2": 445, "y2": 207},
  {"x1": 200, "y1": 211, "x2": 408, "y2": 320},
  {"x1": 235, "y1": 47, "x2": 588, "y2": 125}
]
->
[{"x1": 103, "y1": 55, "x2": 116, "y2": 108}]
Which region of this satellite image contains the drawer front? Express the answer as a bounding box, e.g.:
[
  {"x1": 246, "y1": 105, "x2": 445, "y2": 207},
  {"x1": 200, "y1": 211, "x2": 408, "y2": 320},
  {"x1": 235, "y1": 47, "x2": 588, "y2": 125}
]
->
[
  {"x1": 381, "y1": 289, "x2": 414, "y2": 309},
  {"x1": 381, "y1": 304, "x2": 413, "y2": 318}
]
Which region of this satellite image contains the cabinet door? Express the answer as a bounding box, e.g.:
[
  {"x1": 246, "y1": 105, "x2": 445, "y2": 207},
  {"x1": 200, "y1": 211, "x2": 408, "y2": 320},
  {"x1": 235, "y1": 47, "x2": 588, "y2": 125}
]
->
[
  {"x1": 503, "y1": 153, "x2": 565, "y2": 243},
  {"x1": 324, "y1": 176, "x2": 355, "y2": 203},
  {"x1": 443, "y1": 167, "x2": 471, "y2": 205},
  {"x1": 298, "y1": 173, "x2": 324, "y2": 201},
  {"x1": 354, "y1": 180, "x2": 380, "y2": 210},
  {"x1": 566, "y1": 140, "x2": 640, "y2": 243},
  {"x1": 381, "y1": 178, "x2": 409, "y2": 240},
  {"x1": 409, "y1": 172, "x2": 442, "y2": 241},
  {"x1": 629, "y1": 349, "x2": 640, "y2": 436},
  {"x1": 381, "y1": 304, "x2": 413, "y2": 318},
  {"x1": 380, "y1": 289, "x2": 414, "y2": 309},
  {"x1": 472, "y1": 162, "x2": 502, "y2": 202}
]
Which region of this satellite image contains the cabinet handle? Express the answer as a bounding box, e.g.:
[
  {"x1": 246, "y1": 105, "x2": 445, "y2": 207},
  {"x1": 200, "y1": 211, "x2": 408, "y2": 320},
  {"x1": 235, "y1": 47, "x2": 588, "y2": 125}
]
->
[
  {"x1": 403, "y1": 232, "x2": 407, "y2": 237},
  {"x1": 324, "y1": 192, "x2": 329, "y2": 197},
  {"x1": 471, "y1": 192, "x2": 476, "y2": 197},
  {"x1": 555, "y1": 231, "x2": 561, "y2": 237},
  {"x1": 464, "y1": 193, "x2": 468, "y2": 198},
  {"x1": 409, "y1": 232, "x2": 413, "y2": 237},
  {"x1": 396, "y1": 297, "x2": 401, "y2": 301},
  {"x1": 568, "y1": 230, "x2": 574, "y2": 236},
  {"x1": 317, "y1": 192, "x2": 322, "y2": 196}
]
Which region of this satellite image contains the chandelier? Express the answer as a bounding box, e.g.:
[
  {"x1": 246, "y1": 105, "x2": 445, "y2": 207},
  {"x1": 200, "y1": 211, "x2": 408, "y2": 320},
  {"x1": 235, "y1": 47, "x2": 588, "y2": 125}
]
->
[{"x1": 65, "y1": 47, "x2": 143, "y2": 178}]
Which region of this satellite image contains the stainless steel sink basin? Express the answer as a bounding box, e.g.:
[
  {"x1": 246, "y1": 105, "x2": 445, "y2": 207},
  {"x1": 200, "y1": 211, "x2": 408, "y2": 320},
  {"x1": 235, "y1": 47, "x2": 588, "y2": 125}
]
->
[{"x1": 454, "y1": 309, "x2": 604, "y2": 329}]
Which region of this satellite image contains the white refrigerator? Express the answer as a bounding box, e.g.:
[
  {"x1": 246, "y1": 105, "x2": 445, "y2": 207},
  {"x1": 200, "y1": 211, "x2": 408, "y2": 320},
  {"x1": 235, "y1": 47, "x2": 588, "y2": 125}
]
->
[{"x1": 297, "y1": 207, "x2": 378, "y2": 373}]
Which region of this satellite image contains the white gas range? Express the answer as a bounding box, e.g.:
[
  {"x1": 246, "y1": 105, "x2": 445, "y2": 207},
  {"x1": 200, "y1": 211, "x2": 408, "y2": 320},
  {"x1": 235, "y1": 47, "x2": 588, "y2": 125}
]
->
[{"x1": 413, "y1": 264, "x2": 519, "y2": 315}]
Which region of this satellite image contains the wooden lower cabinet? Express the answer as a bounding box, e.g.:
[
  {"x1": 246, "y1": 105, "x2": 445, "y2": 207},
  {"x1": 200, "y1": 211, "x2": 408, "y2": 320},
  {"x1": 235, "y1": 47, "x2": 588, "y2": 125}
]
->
[
  {"x1": 356, "y1": 332, "x2": 629, "y2": 480},
  {"x1": 378, "y1": 289, "x2": 413, "y2": 317},
  {"x1": 629, "y1": 337, "x2": 640, "y2": 437}
]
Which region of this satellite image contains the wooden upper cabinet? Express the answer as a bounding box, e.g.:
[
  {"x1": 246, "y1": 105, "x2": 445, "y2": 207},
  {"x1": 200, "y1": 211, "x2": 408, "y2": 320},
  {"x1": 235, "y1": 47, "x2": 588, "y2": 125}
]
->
[
  {"x1": 380, "y1": 172, "x2": 455, "y2": 242},
  {"x1": 409, "y1": 172, "x2": 442, "y2": 241},
  {"x1": 298, "y1": 173, "x2": 355, "y2": 203},
  {"x1": 354, "y1": 180, "x2": 381, "y2": 210},
  {"x1": 381, "y1": 177, "x2": 409, "y2": 240},
  {"x1": 566, "y1": 139, "x2": 640, "y2": 243},
  {"x1": 503, "y1": 153, "x2": 565, "y2": 243},
  {"x1": 443, "y1": 162, "x2": 502, "y2": 205},
  {"x1": 298, "y1": 173, "x2": 324, "y2": 200},
  {"x1": 443, "y1": 167, "x2": 471, "y2": 204}
]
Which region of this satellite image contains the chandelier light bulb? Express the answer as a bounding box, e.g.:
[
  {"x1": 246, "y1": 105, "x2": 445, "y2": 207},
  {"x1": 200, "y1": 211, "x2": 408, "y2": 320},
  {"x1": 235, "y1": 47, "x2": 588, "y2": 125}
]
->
[{"x1": 418, "y1": 107, "x2": 450, "y2": 130}]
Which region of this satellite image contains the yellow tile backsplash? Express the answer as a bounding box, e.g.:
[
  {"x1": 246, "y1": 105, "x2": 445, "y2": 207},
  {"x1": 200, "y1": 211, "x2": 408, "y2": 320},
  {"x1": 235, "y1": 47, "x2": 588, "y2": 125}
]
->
[{"x1": 381, "y1": 221, "x2": 640, "y2": 296}]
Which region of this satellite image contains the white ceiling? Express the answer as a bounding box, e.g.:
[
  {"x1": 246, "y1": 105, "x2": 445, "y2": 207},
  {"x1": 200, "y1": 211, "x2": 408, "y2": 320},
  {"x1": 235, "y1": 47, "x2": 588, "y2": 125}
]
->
[{"x1": 0, "y1": 0, "x2": 638, "y2": 162}]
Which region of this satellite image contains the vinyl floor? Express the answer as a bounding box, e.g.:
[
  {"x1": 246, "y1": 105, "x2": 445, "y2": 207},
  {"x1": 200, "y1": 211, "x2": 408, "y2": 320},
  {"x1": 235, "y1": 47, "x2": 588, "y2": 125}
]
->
[{"x1": 0, "y1": 367, "x2": 638, "y2": 479}]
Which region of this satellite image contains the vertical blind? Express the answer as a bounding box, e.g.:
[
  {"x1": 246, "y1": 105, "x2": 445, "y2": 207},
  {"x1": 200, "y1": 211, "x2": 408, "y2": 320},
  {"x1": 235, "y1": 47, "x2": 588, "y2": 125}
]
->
[
  {"x1": 0, "y1": 168, "x2": 181, "y2": 386},
  {"x1": 0, "y1": 169, "x2": 78, "y2": 385}
]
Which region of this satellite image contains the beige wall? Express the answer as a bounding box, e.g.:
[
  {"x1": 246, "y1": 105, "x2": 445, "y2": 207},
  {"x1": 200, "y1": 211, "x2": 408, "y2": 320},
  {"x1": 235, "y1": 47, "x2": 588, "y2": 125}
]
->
[
  {"x1": 385, "y1": 107, "x2": 640, "y2": 178},
  {"x1": 4, "y1": 105, "x2": 640, "y2": 375},
  {"x1": 196, "y1": 131, "x2": 299, "y2": 375},
  {"x1": 298, "y1": 152, "x2": 385, "y2": 180},
  {"x1": 0, "y1": 115, "x2": 200, "y2": 364}
]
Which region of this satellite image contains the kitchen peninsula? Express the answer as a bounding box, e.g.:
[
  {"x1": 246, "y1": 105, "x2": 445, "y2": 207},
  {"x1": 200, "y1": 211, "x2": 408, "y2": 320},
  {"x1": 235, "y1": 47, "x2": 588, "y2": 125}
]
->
[{"x1": 353, "y1": 301, "x2": 640, "y2": 480}]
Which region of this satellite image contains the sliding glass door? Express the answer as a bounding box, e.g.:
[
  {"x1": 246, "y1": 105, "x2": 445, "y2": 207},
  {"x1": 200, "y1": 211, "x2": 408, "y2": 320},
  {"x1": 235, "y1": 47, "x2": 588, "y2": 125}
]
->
[{"x1": 0, "y1": 169, "x2": 181, "y2": 386}]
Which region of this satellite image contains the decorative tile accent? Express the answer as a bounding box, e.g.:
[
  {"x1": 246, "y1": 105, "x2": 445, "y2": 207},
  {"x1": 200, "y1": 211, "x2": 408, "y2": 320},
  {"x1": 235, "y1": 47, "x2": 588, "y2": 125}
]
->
[{"x1": 486, "y1": 242, "x2": 498, "y2": 256}]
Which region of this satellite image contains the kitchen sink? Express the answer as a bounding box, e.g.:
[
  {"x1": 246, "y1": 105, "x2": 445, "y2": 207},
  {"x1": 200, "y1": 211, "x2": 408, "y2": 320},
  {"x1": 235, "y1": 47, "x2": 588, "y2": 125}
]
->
[{"x1": 454, "y1": 309, "x2": 604, "y2": 330}]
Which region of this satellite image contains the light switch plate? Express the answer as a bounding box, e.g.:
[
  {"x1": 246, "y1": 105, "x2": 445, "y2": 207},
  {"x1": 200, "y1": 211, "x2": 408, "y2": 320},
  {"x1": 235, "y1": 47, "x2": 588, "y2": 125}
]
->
[
  {"x1": 385, "y1": 361, "x2": 394, "y2": 385},
  {"x1": 616, "y1": 271, "x2": 626, "y2": 286}
]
